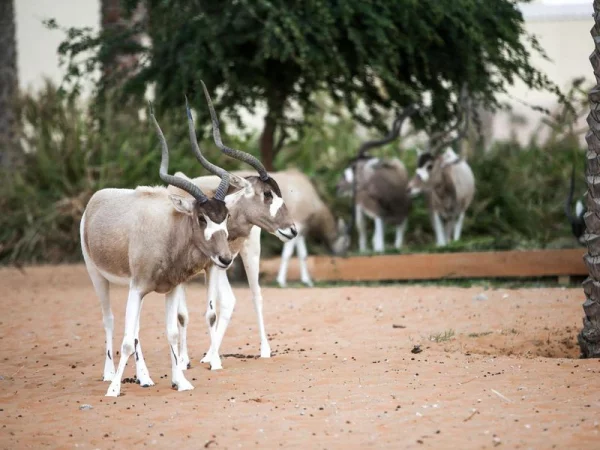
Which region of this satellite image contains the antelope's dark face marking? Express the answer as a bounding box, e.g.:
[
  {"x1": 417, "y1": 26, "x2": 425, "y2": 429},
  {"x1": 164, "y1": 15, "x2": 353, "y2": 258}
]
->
[
  {"x1": 408, "y1": 151, "x2": 435, "y2": 196},
  {"x1": 194, "y1": 198, "x2": 232, "y2": 268}
]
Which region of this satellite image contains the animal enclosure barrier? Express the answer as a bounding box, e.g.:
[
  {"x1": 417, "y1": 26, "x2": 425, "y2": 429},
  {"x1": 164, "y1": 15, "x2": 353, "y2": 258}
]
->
[{"x1": 258, "y1": 248, "x2": 587, "y2": 283}]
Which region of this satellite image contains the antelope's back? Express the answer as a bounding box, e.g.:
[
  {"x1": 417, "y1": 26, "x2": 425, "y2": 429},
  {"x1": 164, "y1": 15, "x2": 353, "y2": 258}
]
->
[
  {"x1": 82, "y1": 187, "x2": 176, "y2": 280},
  {"x1": 358, "y1": 158, "x2": 411, "y2": 224},
  {"x1": 446, "y1": 161, "x2": 475, "y2": 211},
  {"x1": 182, "y1": 169, "x2": 328, "y2": 226}
]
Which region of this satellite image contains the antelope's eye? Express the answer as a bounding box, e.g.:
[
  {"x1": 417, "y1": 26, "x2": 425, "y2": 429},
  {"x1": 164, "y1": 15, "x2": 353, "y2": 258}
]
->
[
  {"x1": 426, "y1": 162, "x2": 433, "y2": 171},
  {"x1": 264, "y1": 191, "x2": 273, "y2": 199}
]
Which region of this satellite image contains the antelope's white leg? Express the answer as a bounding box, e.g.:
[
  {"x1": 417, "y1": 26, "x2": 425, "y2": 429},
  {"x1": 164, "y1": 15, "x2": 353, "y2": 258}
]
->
[
  {"x1": 106, "y1": 285, "x2": 143, "y2": 397},
  {"x1": 276, "y1": 239, "x2": 296, "y2": 288},
  {"x1": 175, "y1": 285, "x2": 191, "y2": 370},
  {"x1": 394, "y1": 220, "x2": 408, "y2": 250},
  {"x1": 295, "y1": 235, "x2": 313, "y2": 287},
  {"x1": 453, "y1": 212, "x2": 465, "y2": 241},
  {"x1": 209, "y1": 270, "x2": 237, "y2": 370},
  {"x1": 133, "y1": 301, "x2": 154, "y2": 387},
  {"x1": 201, "y1": 267, "x2": 219, "y2": 364},
  {"x1": 85, "y1": 265, "x2": 115, "y2": 382},
  {"x1": 356, "y1": 205, "x2": 368, "y2": 252},
  {"x1": 444, "y1": 219, "x2": 454, "y2": 244},
  {"x1": 373, "y1": 216, "x2": 385, "y2": 253},
  {"x1": 165, "y1": 285, "x2": 194, "y2": 391},
  {"x1": 240, "y1": 226, "x2": 271, "y2": 358},
  {"x1": 432, "y1": 212, "x2": 446, "y2": 247}
]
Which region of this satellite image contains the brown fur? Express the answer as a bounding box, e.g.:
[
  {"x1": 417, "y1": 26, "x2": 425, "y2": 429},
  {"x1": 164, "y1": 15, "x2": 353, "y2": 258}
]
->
[
  {"x1": 168, "y1": 171, "x2": 296, "y2": 257},
  {"x1": 410, "y1": 152, "x2": 475, "y2": 221},
  {"x1": 338, "y1": 158, "x2": 412, "y2": 226},
  {"x1": 82, "y1": 186, "x2": 231, "y2": 295},
  {"x1": 180, "y1": 169, "x2": 341, "y2": 250}
]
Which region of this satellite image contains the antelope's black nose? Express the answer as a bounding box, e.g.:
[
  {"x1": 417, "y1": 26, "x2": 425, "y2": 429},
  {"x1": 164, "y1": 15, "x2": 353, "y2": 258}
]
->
[{"x1": 218, "y1": 256, "x2": 232, "y2": 266}]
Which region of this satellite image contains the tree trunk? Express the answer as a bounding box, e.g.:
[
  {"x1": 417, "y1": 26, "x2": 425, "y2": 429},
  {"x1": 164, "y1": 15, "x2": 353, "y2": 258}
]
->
[
  {"x1": 259, "y1": 90, "x2": 287, "y2": 171},
  {"x1": 260, "y1": 114, "x2": 277, "y2": 171},
  {"x1": 578, "y1": 0, "x2": 600, "y2": 358},
  {"x1": 100, "y1": 0, "x2": 145, "y2": 85},
  {"x1": 0, "y1": 0, "x2": 20, "y2": 168}
]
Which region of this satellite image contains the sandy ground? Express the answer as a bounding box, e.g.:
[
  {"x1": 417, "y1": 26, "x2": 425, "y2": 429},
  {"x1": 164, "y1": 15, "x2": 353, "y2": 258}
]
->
[{"x1": 1, "y1": 265, "x2": 599, "y2": 450}]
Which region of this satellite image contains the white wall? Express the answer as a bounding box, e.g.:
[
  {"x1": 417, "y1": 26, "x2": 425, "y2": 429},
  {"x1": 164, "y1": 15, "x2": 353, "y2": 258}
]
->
[
  {"x1": 497, "y1": 1, "x2": 593, "y2": 145},
  {"x1": 16, "y1": 0, "x2": 99, "y2": 94}
]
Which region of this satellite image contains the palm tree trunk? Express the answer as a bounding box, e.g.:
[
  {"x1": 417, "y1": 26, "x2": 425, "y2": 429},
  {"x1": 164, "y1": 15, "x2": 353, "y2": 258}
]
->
[
  {"x1": 0, "y1": 0, "x2": 20, "y2": 168},
  {"x1": 578, "y1": 0, "x2": 600, "y2": 358},
  {"x1": 100, "y1": 0, "x2": 145, "y2": 86}
]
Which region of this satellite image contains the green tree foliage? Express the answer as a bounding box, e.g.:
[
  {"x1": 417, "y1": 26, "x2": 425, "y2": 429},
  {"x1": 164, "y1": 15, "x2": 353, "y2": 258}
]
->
[
  {"x1": 48, "y1": 0, "x2": 563, "y2": 169},
  {"x1": 0, "y1": 83, "x2": 584, "y2": 264}
]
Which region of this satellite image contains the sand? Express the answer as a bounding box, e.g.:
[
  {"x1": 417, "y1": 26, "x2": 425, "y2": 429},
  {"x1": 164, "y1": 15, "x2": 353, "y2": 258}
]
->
[{"x1": 0, "y1": 265, "x2": 598, "y2": 449}]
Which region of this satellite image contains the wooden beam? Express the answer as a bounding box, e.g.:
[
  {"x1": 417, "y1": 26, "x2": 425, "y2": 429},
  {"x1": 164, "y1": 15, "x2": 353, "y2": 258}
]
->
[{"x1": 259, "y1": 248, "x2": 587, "y2": 282}]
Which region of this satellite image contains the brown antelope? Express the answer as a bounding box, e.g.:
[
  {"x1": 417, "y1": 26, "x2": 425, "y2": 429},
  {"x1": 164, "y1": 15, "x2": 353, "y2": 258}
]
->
[
  {"x1": 407, "y1": 91, "x2": 475, "y2": 246},
  {"x1": 197, "y1": 168, "x2": 349, "y2": 287},
  {"x1": 80, "y1": 103, "x2": 233, "y2": 396},
  {"x1": 335, "y1": 108, "x2": 416, "y2": 253},
  {"x1": 165, "y1": 82, "x2": 297, "y2": 370}
]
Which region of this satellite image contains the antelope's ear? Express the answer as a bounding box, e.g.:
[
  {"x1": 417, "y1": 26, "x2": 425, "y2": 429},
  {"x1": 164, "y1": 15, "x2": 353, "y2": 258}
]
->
[
  {"x1": 169, "y1": 194, "x2": 194, "y2": 215},
  {"x1": 224, "y1": 189, "x2": 245, "y2": 208},
  {"x1": 167, "y1": 172, "x2": 194, "y2": 196},
  {"x1": 228, "y1": 173, "x2": 251, "y2": 190},
  {"x1": 174, "y1": 171, "x2": 192, "y2": 181}
]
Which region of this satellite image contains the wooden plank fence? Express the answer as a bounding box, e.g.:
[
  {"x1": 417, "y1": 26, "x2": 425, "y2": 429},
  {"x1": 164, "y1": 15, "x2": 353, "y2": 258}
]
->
[{"x1": 258, "y1": 248, "x2": 587, "y2": 283}]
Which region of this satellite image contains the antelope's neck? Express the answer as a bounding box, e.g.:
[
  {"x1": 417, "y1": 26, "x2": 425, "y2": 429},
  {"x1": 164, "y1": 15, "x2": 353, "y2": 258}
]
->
[
  {"x1": 153, "y1": 216, "x2": 209, "y2": 293},
  {"x1": 228, "y1": 206, "x2": 253, "y2": 242}
]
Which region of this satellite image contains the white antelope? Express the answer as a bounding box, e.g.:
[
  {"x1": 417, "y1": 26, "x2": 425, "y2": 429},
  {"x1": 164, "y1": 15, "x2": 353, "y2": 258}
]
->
[
  {"x1": 80, "y1": 103, "x2": 234, "y2": 397},
  {"x1": 407, "y1": 147, "x2": 475, "y2": 246},
  {"x1": 407, "y1": 98, "x2": 476, "y2": 246},
  {"x1": 164, "y1": 83, "x2": 297, "y2": 371},
  {"x1": 199, "y1": 168, "x2": 350, "y2": 287},
  {"x1": 335, "y1": 109, "x2": 415, "y2": 253}
]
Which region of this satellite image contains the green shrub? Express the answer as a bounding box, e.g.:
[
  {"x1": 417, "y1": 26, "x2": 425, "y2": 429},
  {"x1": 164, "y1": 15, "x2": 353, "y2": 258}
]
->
[{"x1": 0, "y1": 82, "x2": 585, "y2": 264}]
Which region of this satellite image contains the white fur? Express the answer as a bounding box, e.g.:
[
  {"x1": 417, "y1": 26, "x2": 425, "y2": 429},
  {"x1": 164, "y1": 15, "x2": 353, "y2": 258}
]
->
[
  {"x1": 411, "y1": 151, "x2": 474, "y2": 247},
  {"x1": 365, "y1": 158, "x2": 380, "y2": 171},
  {"x1": 354, "y1": 205, "x2": 390, "y2": 253},
  {"x1": 344, "y1": 167, "x2": 354, "y2": 183},
  {"x1": 416, "y1": 167, "x2": 429, "y2": 182},
  {"x1": 576, "y1": 200, "x2": 584, "y2": 217},
  {"x1": 204, "y1": 215, "x2": 228, "y2": 241},
  {"x1": 224, "y1": 188, "x2": 246, "y2": 207},
  {"x1": 199, "y1": 266, "x2": 237, "y2": 370},
  {"x1": 373, "y1": 216, "x2": 385, "y2": 252},
  {"x1": 276, "y1": 239, "x2": 296, "y2": 288},
  {"x1": 80, "y1": 213, "x2": 116, "y2": 382},
  {"x1": 394, "y1": 220, "x2": 408, "y2": 249},
  {"x1": 275, "y1": 226, "x2": 296, "y2": 241},
  {"x1": 276, "y1": 226, "x2": 313, "y2": 287},
  {"x1": 432, "y1": 212, "x2": 446, "y2": 247},
  {"x1": 241, "y1": 226, "x2": 272, "y2": 358},
  {"x1": 106, "y1": 284, "x2": 143, "y2": 397},
  {"x1": 269, "y1": 193, "x2": 284, "y2": 217},
  {"x1": 196, "y1": 225, "x2": 272, "y2": 369},
  {"x1": 165, "y1": 285, "x2": 194, "y2": 390},
  {"x1": 356, "y1": 205, "x2": 368, "y2": 252},
  {"x1": 453, "y1": 212, "x2": 465, "y2": 241},
  {"x1": 295, "y1": 235, "x2": 313, "y2": 286},
  {"x1": 441, "y1": 148, "x2": 460, "y2": 166}
]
